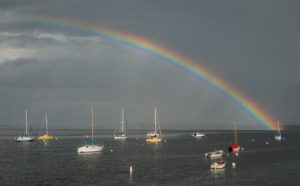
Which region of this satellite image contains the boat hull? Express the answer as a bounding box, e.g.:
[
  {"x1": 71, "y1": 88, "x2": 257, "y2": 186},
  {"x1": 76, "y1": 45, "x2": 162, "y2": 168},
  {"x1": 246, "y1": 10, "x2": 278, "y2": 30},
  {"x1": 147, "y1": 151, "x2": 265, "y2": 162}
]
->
[
  {"x1": 205, "y1": 150, "x2": 224, "y2": 158},
  {"x1": 16, "y1": 136, "x2": 34, "y2": 142},
  {"x1": 228, "y1": 144, "x2": 240, "y2": 152},
  {"x1": 146, "y1": 137, "x2": 162, "y2": 143},
  {"x1": 114, "y1": 135, "x2": 127, "y2": 140},
  {"x1": 211, "y1": 161, "x2": 226, "y2": 169},
  {"x1": 37, "y1": 135, "x2": 55, "y2": 141},
  {"x1": 77, "y1": 145, "x2": 103, "y2": 153},
  {"x1": 275, "y1": 135, "x2": 282, "y2": 141},
  {"x1": 192, "y1": 132, "x2": 205, "y2": 138}
]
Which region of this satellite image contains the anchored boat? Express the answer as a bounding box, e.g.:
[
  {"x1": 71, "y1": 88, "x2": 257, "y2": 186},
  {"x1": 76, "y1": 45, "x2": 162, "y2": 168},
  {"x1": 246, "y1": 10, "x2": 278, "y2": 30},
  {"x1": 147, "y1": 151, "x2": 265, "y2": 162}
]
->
[
  {"x1": 146, "y1": 108, "x2": 162, "y2": 143},
  {"x1": 78, "y1": 105, "x2": 103, "y2": 153},
  {"x1": 205, "y1": 150, "x2": 224, "y2": 159},
  {"x1": 228, "y1": 123, "x2": 240, "y2": 152},
  {"x1": 37, "y1": 114, "x2": 55, "y2": 141},
  {"x1": 192, "y1": 132, "x2": 205, "y2": 138},
  {"x1": 274, "y1": 121, "x2": 282, "y2": 141},
  {"x1": 211, "y1": 160, "x2": 226, "y2": 169},
  {"x1": 16, "y1": 110, "x2": 34, "y2": 142},
  {"x1": 114, "y1": 108, "x2": 128, "y2": 140}
]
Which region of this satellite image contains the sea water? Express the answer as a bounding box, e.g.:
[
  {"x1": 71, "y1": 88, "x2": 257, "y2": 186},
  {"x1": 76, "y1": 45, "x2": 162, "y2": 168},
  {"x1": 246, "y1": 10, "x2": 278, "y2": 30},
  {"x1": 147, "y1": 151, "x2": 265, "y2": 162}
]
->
[{"x1": 0, "y1": 129, "x2": 299, "y2": 185}]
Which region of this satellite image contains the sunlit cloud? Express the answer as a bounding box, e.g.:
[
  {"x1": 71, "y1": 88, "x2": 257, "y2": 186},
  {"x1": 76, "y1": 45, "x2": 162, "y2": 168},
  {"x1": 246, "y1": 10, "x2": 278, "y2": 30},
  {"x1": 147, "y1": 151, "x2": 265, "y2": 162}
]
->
[
  {"x1": 36, "y1": 33, "x2": 68, "y2": 42},
  {"x1": 0, "y1": 46, "x2": 35, "y2": 63}
]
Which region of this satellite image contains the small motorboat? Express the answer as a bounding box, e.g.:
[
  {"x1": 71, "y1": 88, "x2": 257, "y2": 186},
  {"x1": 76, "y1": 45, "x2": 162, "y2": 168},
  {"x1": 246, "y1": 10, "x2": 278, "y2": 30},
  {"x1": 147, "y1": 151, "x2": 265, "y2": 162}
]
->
[
  {"x1": 211, "y1": 160, "x2": 226, "y2": 169},
  {"x1": 205, "y1": 150, "x2": 224, "y2": 158},
  {"x1": 192, "y1": 132, "x2": 205, "y2": 138}
]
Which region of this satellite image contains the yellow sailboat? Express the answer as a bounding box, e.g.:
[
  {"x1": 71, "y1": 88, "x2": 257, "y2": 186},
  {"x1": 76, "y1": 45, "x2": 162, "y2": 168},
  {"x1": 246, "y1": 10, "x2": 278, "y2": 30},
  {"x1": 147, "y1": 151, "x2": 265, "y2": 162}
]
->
[
  {"x1": 146, "y1": 108, "x2": 162, "y2": 143},
  {"x1": 37, "y1": 114, "x2": 55, "y2": 141}
]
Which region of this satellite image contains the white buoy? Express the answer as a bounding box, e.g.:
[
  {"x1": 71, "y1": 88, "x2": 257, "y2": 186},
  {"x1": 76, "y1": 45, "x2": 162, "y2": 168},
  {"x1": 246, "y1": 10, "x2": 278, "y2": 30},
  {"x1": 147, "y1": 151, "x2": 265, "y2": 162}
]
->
[
  {"x1": 110, "y1": 149, "x2": 114, "y2": 152},
  {"x1": 266, "y1": 141, "x2": 269, "y2": 145},
  {"x1": 235, "y1": 152, "x2": 239, "y2": 156},
  {"x1": 232, "y1": 162, "x2": 236, "y2": 168},
  {"x1": 164, "y1": 139, "x2": 167, "y2": 143},
  {"x1": 129, "y1": 165, "x2": 133, "y2": 175},
  {"x1": 241, "y1": 147, "x2": 244, "y2": 151}
]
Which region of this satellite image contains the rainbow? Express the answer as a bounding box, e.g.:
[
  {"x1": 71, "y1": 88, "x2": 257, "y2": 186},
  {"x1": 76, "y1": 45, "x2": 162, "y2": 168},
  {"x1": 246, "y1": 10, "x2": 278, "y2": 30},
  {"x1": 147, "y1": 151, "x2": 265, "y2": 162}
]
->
[{"x1": 35, "y1": 18, "x2": 277, "y2": 130}]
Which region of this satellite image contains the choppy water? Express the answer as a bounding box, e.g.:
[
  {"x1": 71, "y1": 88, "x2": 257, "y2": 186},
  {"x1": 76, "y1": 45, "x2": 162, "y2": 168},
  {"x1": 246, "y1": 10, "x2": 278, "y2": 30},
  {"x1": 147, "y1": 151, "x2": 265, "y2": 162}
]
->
[{"x1": 0, "y1": 129, "x2": 299, "y2": 186}]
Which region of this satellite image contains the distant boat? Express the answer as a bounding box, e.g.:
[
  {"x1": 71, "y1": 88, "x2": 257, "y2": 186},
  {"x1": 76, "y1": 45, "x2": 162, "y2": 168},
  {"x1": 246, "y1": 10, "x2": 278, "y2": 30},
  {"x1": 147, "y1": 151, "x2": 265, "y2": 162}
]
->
[
  {"x1": 114, "y1": 108, "x2": 128, "y2": 140},
  {"x1": 211, "y1": 160, "x2": 226, "y2": 169},
  {"x1": 146, "y1": 108, "x2": 162, "y2": 143},
  {"x1": 78, "y1": 105, "x2": 103, "y2": 153},
  {"x1": 37, "y1": 114, "x2": 55, "y2": 141},
  {"x1": 274, "y1": 121, "x2": 282, "y2": 141},
  {"x1": 228, "y1": 123, "x2": 241, "y2": 152},
  {"x1": 16, "y1": 110, "x2": 34, "y2": 142},
  {"x1": 192, "y1": 132, "x2": 205, "y2": 138},
  {"x1": 205, "y1": 150, "x2": 224, "y2": 159}
]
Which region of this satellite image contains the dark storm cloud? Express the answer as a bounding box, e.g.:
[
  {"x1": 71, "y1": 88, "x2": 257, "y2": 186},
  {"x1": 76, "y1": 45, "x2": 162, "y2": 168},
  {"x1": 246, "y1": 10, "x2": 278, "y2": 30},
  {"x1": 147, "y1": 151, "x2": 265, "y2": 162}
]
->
[{"x1": 0, "y1": 0, "x2": 299, "y2": 129}]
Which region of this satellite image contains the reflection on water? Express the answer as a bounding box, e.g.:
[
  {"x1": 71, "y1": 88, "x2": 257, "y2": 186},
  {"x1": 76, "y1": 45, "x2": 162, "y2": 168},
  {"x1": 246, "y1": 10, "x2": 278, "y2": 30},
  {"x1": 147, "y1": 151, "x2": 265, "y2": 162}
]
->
[
  {"x1": 78, "y1": 151, "x2": 102, "y2": 159},
  {"x1": 129, "y1": 173, "x2": 133, "y2": 184},
  {"x1": 129, "y1": 165, "x2": 133, "y2": 184},
  {"x1": 210, "y1": 168, "x2": 225, "y2": 179},
  {"x1": 77, "y1": 151, "x2": 103, "y2": 180},
  {"x1": 16, "y1": 142, "x2": 33, "y2": 149},
  {"x1": 147, "y1": 141, "x2": 163, "y2": 151},
  {"x1": 149, "y1": 143, "x2": 163, "y2": 161}
]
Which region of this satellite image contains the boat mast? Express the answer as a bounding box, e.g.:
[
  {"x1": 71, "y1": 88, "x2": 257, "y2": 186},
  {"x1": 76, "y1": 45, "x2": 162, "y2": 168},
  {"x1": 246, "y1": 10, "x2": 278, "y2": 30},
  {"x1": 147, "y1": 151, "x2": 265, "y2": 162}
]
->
[
  {"x1": 92, "y1": 105, "x2": 94, "y2": 141},
  {"x1": 121, "y1": 107, "x2": 124, "y2": 133},
  {"x1": 25, "y1": 110, "x2": 28, "y2": 135},
  {"x1": 157, "y1": 109, "x2": 162, "y2": 138},
  {"x1": 234, "y1": 122, "x2": 238, "y2": 144},
  {"x1": 277, "y1": 121, "x2": 281, "y2": 135},
  {"x1": 45, "y1": 114, "x2": 48, "y2": 135},
  {"x1": 154, "y1": 107, "x2": 157, "y2": 133}
]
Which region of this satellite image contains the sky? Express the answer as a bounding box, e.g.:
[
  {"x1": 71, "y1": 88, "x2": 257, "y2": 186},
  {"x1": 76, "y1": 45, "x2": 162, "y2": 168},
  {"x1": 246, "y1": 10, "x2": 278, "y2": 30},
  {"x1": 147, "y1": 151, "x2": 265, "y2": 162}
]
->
[{"x1": 0, "y1": 0, "x2": 299, "y2": 130}]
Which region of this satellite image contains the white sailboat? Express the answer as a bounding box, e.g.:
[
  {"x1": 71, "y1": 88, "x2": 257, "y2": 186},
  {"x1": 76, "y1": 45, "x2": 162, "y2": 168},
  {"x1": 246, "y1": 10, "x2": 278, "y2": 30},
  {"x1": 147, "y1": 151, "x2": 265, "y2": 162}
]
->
[
  {"x1": 274, "y1": 121, "x2": 282, "y2": 141},
  {"x1": 114, "y1": 108, "x2": 128, "y2": 140},
  {"x1": 78, "y1": 105, "x2": 103, "y2": 153},
  {"x1": 146, "y1": 108, "x2": 162, "y2": 143},
  {"x1": 16, "y1": 110, "x2": 34, "y2": 142}
]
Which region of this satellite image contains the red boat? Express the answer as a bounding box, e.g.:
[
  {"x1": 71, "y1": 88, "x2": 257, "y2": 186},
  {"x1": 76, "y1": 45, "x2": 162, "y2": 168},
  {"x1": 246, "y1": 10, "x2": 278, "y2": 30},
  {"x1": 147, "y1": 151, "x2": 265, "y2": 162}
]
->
[
  {"x1": 228, "y1": 123, "x2": 240, "y2": 152},
  {"x1": 228, "y1": 144, "x2": 240, "y2": 152}
]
